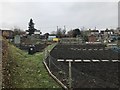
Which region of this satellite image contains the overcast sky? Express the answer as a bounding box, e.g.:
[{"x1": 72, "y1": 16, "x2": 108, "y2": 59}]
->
[{"x1": 0, "y1": 0, "x2": 118, "y2": 34}]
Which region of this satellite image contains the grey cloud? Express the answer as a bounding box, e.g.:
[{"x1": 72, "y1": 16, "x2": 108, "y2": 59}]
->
[{"x1": 0, "y1": 2, "x2": 118, "y2": 33}]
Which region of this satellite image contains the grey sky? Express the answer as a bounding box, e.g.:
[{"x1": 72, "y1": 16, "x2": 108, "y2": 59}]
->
[{"x1": 0, "y1": 1, "x2": 118, "y2": 34}]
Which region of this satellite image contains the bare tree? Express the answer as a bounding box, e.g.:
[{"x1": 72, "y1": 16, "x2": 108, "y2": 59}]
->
[
  {"x1": 67, "y1": 30, "x2": 73, "y2": 37},
  {"x1": 13, "y1": 27, "x2": 24, "y2": 36},
  {"x1": 50, "y1": 31, "x2": 56, "y2": 35},
  {"x1": 56, "y1": 28, "x2": 62, "y2": 38}
]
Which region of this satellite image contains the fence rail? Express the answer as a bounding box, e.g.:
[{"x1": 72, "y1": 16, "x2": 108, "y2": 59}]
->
[{"x1": 43, "y1": 44, "x2": 68, "y2": 89}]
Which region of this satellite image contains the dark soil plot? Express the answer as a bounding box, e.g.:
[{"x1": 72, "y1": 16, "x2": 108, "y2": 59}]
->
[
  {"x1": 48, "y1": 44, "x2": 120, "y2": 88},
  {"x1": 50, "y1": 44, "x2": 119, "y2": 60},
  {"x1": 71, "y1": 62, "x2": 119, "y2": 87}
]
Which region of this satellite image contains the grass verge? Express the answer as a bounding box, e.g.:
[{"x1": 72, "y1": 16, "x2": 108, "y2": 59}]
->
[{"x1": 8, "y1": 44, "x2": 61, "y2": 88}]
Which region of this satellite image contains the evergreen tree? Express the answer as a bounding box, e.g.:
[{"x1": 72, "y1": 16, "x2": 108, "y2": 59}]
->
[
  {"x1": 72, "y1": 28, "x2": 81, "y2": 37},
  {"x1": 28, "y1": 19, "x2": 36, "y2": 35}
]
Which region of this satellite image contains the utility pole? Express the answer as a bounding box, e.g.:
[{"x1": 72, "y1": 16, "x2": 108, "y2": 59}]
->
[
  {"x1": 63, "y1": 25, "x2": 66, "y2": 37},
  {"x1": 95, "y1": 27, "x2": 96, "y2": 30},
  {"x1": 64, "y1": 25, "x2": 66, "y2": 30},
  {"x1": 57, "y1": 26, "x2": 59, "y2": 31}
]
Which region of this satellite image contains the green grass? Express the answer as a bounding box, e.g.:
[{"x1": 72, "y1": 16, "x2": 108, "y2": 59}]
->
[
  {"x1": 45, "y1": 43, "x2": 57, "y2": 51},
  {"x1": 8, "y1": 44, "x2": 61, "y2": 88}
]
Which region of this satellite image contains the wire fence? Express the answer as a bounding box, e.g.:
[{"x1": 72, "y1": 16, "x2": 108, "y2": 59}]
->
[
  {"x1": 44, "y1": 49, "x2": 69, "y2": 87},
  {"x1": 44, "y1": 45, "x2": 119, "y2": 88}
]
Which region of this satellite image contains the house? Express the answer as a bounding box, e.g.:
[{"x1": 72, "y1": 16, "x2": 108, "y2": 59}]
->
[
  {"x1": 114, "y1": 27, "x2": 120, "y2": 35},
  {"x1": 104, "y1": 29, "x2": 114, "y2": 37},
  {"x1": 100, "y1": 29, "x2": 114, "y2": 35},
  {"x1": 40, "y1": 35, "x2": 46, "y2": 39},
  {"x1": 26, "y1": 30, "x2": 41, "y2": 35},
  {"x1": 1, "y1": 29, "x2": 13, "y2": 39},
  {"x1": 90, "y1": 30, "x2": 99, "y2": 35},
  {"x1": 26, "y1": 30, "x2": 42, "y2": 39},
  {"x1": 99, "y1": 29, "x2": 115, "y2": 43},
  {"x1": 88, "y1": 34, "x2": 96, "y2": 43}
]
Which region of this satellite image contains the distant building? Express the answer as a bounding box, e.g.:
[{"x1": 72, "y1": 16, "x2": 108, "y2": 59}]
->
[
  {"x1": 26, "y1": 30, "x2": 42, "y2": 39},
  {"x1": 114, "y1": 27, "x2": 120, "y2": 34},
  {"x1": 88, "y1": 34, "x2": 96, "y2": 43},
  {"x1": 48, "y1": 35, "x2": 56, "y2": 41},
  {"x1": 90, "y1": 30, "x2": 99, "y2": 35},
  {"x1": 1, "y1": 29, "x2": 14, "y2": 39},
  {"x1": 40, "y1": 35, "x2": 46, "y2": 39},
  {"x1": 104, "y1": 29, "x2": 114, "y2": 36},
  {"x1": 99, "y1": 29, "x2": 115, "y2": 43},
  {"x1": 34, "y1": 30, "x2": 41, "y2": 34},
  {"x1": 26, "y1": 30, "x2": 41, "y2": 35},
  {"x1": 100, "y1": 29, "x2": 114, "y2": 35}
]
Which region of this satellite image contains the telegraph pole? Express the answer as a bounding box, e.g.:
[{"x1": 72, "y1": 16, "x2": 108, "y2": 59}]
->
[
  {"x1": 64, "y1": 25, "x2": 66, "y2": 30},
  {"x1": 95, "y1": 27, "x2": 96, "y2": 30},
  {"x1": 57, "y1": 26, "x2": 59, "y2": 31}
]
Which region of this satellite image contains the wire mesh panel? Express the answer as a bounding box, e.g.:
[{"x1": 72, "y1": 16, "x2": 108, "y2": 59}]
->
[
  {"x1": 45, "y1": 54, "x2": 70, "y2": 87},
  {"x1": 44, "y1": 43, "x2": 120, "y2": 88}
]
